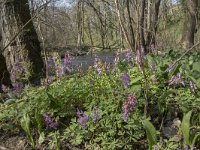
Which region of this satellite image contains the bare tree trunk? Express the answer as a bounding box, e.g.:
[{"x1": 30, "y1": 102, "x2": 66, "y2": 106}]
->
[
  {"x1": 126, "y1": 0, "x2": 135, "y2": 50},
  {"x1": 0, "y1": 0, "x2": 45, "y2": 85},
  {"x1": 139, "y1": 0, "x2": 146, "y2": 52},
  {"x1": 146, "y1": 0, "x2": 161, "y2": 51},
  {"x1": 87, "y1": 18, "x2": 94, "y2": 46},
  {"x1": 0, "y1": 53, "x2": 12, "y2": 90},
  {"x1": 181, "y1": 0, "x2": 198, "y2": 50},
  {"x1": 77, "y1": 0, "x2": 84, "y2": 49},
  {"x1": 0, "y1": 28, "x2": 11, "y2": 90},
  {"x1": 115, "y1": 0, "x2": 134, "y2": 51}
]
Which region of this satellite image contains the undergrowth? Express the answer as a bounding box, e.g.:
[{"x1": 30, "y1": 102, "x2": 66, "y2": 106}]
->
[{"x1": 0, "y1": 49, "x2": 200, "y2": 149}]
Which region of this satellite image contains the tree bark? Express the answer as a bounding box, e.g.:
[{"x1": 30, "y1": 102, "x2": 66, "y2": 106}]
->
[
  {"x1": 139, "y1": 0, "x2": 146, "y2": 52},
  {"x1": 77, "y1": 0, "x2": 84, "y2": 49},
  {"x1": 181, "y1": 0, "x2": 198, "y2": 50},
  {"x1": 0, "y1": 0, "x2": 45, "y2": 85},
  {"x1": 115, "y1": 0, "x2": 134, "y2": 51},
  {"x1": 0, "y1": 52, "x2": 12, "y2": 90},
  {"x1": 146, "y1": 0, "x2": 161, "y2": 52},
  {"x1": 126, "y1": 0, "x2": 135, "y2": 50}
]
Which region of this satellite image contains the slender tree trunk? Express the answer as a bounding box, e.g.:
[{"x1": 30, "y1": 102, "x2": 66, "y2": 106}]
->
[
  {"x1": 115, "y1": 0, "x2": 134, "y2": 51},
  {"x1": 84, "y1": 1, "x2": 105, "y2": 48},
  {"x1": 181, "y1": 0, "x2": 198, "y2": 50},
  {"x1": 126, "y1": 0, "x2": 135, "y2": 50},
  {"x1": 146, "y1": 0, "x2": 161, "y2": 51},
  {"x1": 87, "y1": 19, "x2": 94, "y2": 46},
  {"x1": 0, "y1": 0, "x2": 45, "y2": 85},
  {"x1": 77, "y1": 0, "x2": 84, "y2": 49},
  {"x1": 139, "y1": 0, "x2": 146, "y2": 52}
]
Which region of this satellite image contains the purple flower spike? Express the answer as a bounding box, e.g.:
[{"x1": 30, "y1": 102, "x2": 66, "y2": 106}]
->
[
  {"x1": 13, "y1": 83, "x2": 23, "y2": 94},
  {"x1": 168, "y1": 73, "x2": 185, "y2": 86},
  {"x1": 94, "y1": 56, "x2": 102, "y2": 75},
  {"x1": 77, "y1": 109, "x2": 89, "y2": 128},
  {"x1": 123, "y1": 94, "x2": 137, "y2": 122},
  {"x1": 63, "y1": 53, "x2": 72, "y2": 73},
  {"x1": 189, "y1": 81, "x2": 197, "y2": 93},
  {"x1": 43, "y1": 113, "x2": 58, "y2": 130},
  {"x1": 112, "y1": 52, "x2": 120, "y2": 74},
  {"x1": 120, "y1": 71, "x2": 131, "y2": 89},
  {"x1": 125, "y1": 49, "x2": 131, "y2": 62}
]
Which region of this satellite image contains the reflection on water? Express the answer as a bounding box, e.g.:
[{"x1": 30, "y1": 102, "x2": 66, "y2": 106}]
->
[{"x1": 71, "y1": 51, "x2": 126, "y2": 71}]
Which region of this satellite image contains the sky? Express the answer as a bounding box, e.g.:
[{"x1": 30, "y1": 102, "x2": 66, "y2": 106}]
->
[{"x1": 54, "y1": 0, "x2": 74, "y2": 7}]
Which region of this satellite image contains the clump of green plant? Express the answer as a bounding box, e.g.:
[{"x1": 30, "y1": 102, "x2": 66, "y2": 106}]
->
[{"x1": 0, "y1": 49, "x2": 200, "y2": 149}]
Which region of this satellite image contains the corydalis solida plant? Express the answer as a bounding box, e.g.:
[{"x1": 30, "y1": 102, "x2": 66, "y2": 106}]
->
[
  {"x1": 77, "y1": 109, "x2": 89, "y2": 128},
  {"x1": 123, "y1": 94, "x2": 137, "y2": 122},
  {"x1": 125, "y1": 49, "x2": 132, "y2": 62},
  {"x1": 189, "y1": 81, "x2": 197, "y2": 93},
  {"x1": 168, "y1": 73, "x2": 185, "y2": 86},
  {"x1": 50, "y1": 52, "x2": 72, "y2": 78},
  {"x1": 63, "y1": 53, "x2": 72, "y2": 73},
  {"x1": 120, "y1": 71, "x2": 131, "y2": 89},
  {"x1": 43, "y1": 113, "x2": 58, "y2": 129}
]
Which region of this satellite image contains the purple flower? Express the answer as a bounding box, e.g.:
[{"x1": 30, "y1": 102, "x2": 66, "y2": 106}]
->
[
  {"x1": 113, "y1": 52, "x2": 120, "y2": 73},
  {"x1": 104, "y1": 57, "x2": 111, "y2": 73},
  {"x1": 189, "y1": 81, "x2": 197, "y2": 93},
  {"x1": 13, "y1": 83, "x2": 23, "y2": 94},
  {"x1": 43, "y1": 113, "x2": 58, "y2": 129},
  {"x1": 123, "y1": 94, "x2": 137, "y2": 122},
  {"x1": 77, "y1": 109, "x2": 89, "y2": 128},
  {"x1": 135, "y1": 47, "x2": 145, "y2": 71},
  {"x1": 47, "y1": 76, "x2": 54, "y2": 83},
  {"x1": 1, "y1": 85, "x2": 10, "y2": 93},
  {"x1": 63, "y1": 53, "x2": 72, "y2": 73},
  {"x1": 168, "y1": 73, "x2": 185, "y2": 86},
  {"x1": 94, "y1": 56, "x2": 102, "y2": 75},
  {"x1": 125, "y1": 49, "x2": 131, "y2": 62},
  {"x1": 120, "y1": 71, "x2": 131, "y2": 89},
  {"x1": 92, "y1": 106, "x2": 98, "y2": 123}
]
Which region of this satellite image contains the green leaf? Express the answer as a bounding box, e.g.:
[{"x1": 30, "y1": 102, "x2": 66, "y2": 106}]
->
[
  {"x1": 38, "y1": 132, "x2": 45, "y2": 145},
  {"x1": 192, "y1": 62, "x2": 200, "y2": 72},
  {"x1": 35, "y1": 110, "x2": 43, "y2": 134},
  {"x1": 180, "y1": 110, "x2": 192, "y2": 146},
  {"x1": 142, "y1": 119, "x2": 157, "y2": 150},
  {"x1": 171, "y1": 63, "x2": 181, "y2": 76},
  {"x1": 191, "y1": 132, "x2": 200, "y2": 147},
  {"x1": 130, "y1": 77, "x2": 143, "y2": 84},
  {"x1": 20, "y1": 114, "x2": 35, "y2": 148},
  {"x1": 4, "y1": 99, "x2": 16, "y2": 105}
]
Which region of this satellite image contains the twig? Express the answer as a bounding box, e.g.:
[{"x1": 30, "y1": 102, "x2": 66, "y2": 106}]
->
[{"x1": 166, "y1": 42, "x2": 200, "y2": 72}]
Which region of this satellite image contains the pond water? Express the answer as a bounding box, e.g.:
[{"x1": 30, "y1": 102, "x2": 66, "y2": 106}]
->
[{"x1": 70, "y1": 50, "x2": 127, "y2": 72}]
